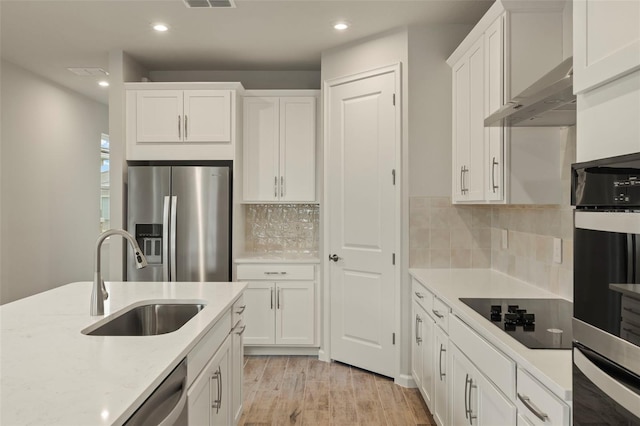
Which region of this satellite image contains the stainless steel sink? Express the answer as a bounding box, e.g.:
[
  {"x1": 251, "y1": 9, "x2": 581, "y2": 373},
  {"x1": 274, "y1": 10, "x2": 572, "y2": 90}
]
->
[{"x1": 84, "y1": 303, "x2": 206, "y2": 336}]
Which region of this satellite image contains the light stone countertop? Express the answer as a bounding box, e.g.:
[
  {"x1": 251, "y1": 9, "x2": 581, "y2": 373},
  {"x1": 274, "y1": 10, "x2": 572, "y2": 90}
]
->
[
  {"x1": 0, "y1": 280, "x2": 246, "y2": 426},
  {"x1": 409, "y1": 268, "x2": 572, "y2": 401},
  {"x1": 235, "y1": 252, "x2": 321, "y2": 263}
]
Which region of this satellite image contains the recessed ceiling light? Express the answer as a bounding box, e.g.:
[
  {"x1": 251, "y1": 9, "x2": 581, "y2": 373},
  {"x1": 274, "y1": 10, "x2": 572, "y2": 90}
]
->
[
  {"x1": 153, "y1": 24, "x2": 169, "y2": 32},
  {"x1": 98, "y1": 81, "x2": 110, "y2": 87},
  {"x1": 334, "y1": 22, "x2": 349, "y2": 31}
]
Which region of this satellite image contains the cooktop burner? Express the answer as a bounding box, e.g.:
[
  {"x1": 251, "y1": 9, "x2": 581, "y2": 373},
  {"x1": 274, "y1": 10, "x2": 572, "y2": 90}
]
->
[{"x1": 459, "y1": 298, "x2": 573, "y2": 350}]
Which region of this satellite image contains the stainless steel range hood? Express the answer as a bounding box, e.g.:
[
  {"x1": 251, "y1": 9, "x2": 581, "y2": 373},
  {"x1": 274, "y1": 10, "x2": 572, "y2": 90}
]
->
[{"x1": 485, "y1": 57, "x2": 575, "y2": 127}]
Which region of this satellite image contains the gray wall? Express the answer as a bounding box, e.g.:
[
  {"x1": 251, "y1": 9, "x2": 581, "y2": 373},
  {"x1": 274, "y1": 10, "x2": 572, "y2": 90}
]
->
[{"x1": 0, "y1": 60, "x2": 108, "y2": 304}]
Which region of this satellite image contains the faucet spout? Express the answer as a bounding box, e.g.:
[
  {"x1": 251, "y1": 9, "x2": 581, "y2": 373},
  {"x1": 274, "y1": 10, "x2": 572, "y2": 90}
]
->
[{"x1": 91, "y1": 229, "x2": 148, "y2": 316}]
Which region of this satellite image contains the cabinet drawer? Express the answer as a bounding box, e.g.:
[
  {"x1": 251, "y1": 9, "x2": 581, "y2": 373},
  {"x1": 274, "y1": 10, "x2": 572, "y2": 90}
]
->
[
  {"x1": 187, "y1": 309, "x2": 231, "y2": 387},
  {"x1": 237, "y1": 264, "x2": 314, "y2": 280},
  {"x1": 412, "y1": 278, "x2": 433, "y2": 312},
  {"x1": 449, "y1": 314, "x2": 515, "y2": 397},
  {"x1": 516, "y1": 367, "x2": 569, "y2": 425},
  {"x1": 432, "y1": 297, "x2": 450, "y2": 333}
]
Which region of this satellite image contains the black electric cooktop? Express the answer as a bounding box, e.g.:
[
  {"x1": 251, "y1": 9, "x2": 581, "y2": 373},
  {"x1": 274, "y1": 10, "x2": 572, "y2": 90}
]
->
[{"x1": 459, "y1": 298, "x2": 573, "y2": 350}]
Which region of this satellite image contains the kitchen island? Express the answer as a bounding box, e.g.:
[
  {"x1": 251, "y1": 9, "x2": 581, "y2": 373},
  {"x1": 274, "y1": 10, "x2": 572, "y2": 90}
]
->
[{"x1": 0, "y1": 280, "x2": 246, "y2": 426}]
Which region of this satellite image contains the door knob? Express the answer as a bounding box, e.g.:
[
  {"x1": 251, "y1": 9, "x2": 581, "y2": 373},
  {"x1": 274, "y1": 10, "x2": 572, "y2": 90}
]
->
[{"x1": 328, "y1": 254, "x2": 341, "y2": 262}]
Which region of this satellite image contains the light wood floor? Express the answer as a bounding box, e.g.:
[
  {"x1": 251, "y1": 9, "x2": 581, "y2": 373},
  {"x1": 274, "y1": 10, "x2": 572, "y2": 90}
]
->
[{"x1": 239, "y1": 355, "x2": 435, "y2": 426}]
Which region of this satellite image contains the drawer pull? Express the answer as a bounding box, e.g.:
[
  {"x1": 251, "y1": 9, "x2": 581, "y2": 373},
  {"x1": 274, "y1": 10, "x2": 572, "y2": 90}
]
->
[
  {"x1": 432, "y1": 309, "x2": 444, "y2": 319},
  {"x1": 623, "y1": 306, "x2": 640, "y2": 316},
  {"x1": 264, "y1": 271, "x2": 287, "y2": 275},
  {"x1": 517, "y1": 393, "x2": 549, "y2": 422},
  {"x1": 235, "y1": 305, "x2": 246, "y2": 314},
  {"x1": 235, "y1": 325, "x2": 246, "y2": 336},
  {"x1": 414, "y1": 292, "x2": 424, "y2": 299}
]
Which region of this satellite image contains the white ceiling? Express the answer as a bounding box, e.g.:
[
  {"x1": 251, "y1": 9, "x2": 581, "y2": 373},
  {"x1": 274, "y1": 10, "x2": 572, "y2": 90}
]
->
[{"x1": 1, "y1": 0, "x2": 492, "y2": 104}]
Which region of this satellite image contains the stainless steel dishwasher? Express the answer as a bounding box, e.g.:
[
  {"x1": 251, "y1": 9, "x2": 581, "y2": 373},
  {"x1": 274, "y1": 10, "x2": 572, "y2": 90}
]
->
[{"x1": 124, "y1": 359, "x2": 188, "y2": 426}]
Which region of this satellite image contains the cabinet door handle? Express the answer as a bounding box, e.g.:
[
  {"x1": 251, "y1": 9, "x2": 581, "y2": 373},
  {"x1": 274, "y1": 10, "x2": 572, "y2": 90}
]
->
[
  {"x1": 432, "y1": 309, "x2": 444, "y2": 319},
  {"x1": 177, "y1": 115, "x2": 181, "y2": 139},
  {"x1": 184, "y1": 115, "x2": 188, "y2": 140},
  {"x1": 517, "y1": 393, "x2": 549, "y2": 422},
  {"x1": 414, "y1": 292, "x2": 424, "y2": 299},
  {"x1": 460, "y1": 166, "x2": 464, "y2": 195},
  {"x1": 468, "y1": 379, "x2": 477, "y2": 425},
  {"x1": 439, "y1": 344, "x2": 446, "y2": 380},
  {"x1": 235, "y1": 305, "x2": 246, "y2": 314},
  {"x1": 464, "y1": 374, "x2": 469, "y2": 419},
  {"x1": 212, "y1": 366, "x2": 222, "y2": 413},
  {"x1": 280, "y1": 176, "x2": 284, "y2": 197},
  {"x1": 491, "y1": 157, "x2": 499, "y2": 193},
  {"x1": 274, "y1": 176, "x2": 278, "y2": 198},
  {"x1": 277, "y1": 288, "x2": 281, "y2": 309},
  {"x1": 415, "y1": 315, "x2": 422, "y2": 344},
  {"x1": 270, "y1": 288, "x2": 274, "y2": 310}
]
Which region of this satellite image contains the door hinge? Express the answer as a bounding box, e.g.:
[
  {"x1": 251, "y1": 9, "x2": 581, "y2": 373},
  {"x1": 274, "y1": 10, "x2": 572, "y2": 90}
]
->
[
  {"x1": 392, "y1": 253, "x2": 396, "y2": 265},
  {"x1": 392, "y1": 93, "x2": 396, "y2": 106},
  {"x1": 392, "y1": 333, "x2": 396, "y2": 345},
  {"x1": 392, "y1": 169, "x2": 396, "y2": 185}
]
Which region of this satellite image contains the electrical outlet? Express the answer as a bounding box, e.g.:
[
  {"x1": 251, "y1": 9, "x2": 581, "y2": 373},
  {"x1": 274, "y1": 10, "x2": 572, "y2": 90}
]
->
[
  {"x1": 501, "y1": 230, "x2": 508, "y2": 249},
  {"x1": 553, "y1": 238, "x2": 562, "y2": 264}
]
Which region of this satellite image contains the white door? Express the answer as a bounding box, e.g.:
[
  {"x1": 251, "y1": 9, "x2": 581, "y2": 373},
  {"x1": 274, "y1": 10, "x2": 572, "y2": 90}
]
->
[
  {"x1": 243, "y1": 282, "x2": 275, "y2": 345},
  {"x1": 243, "y1": 97, "x2": 280, "y2": 201},
  {"x1": 276, "y1": 282, "x2": 315, "y2": 345},
  {"x1": 136, "y1": 90, "x2": 183, "y2": 143},
  {"x1": 327, "y1": 68, "x2": 397, "y2": 377},
  {"x1": 279, "y1": 97, "x2": 316, "y2": 202},
  {"x1": 183, "y1": 90, "x2": 231, "y2": 143}
]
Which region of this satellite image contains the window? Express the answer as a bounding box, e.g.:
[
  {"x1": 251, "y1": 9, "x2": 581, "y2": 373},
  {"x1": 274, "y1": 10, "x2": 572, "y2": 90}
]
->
[{"x1": 100, "y1": 134, "x2": 110, "y2": 232}]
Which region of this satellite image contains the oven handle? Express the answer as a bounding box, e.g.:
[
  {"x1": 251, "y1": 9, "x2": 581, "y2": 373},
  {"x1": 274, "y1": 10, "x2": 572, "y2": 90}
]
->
[
  {"x1": 574, "y1": 346, "x2": 640, "y2": 419},
  {"x1": 575, "y1": 211, "x2": 640, "y2": 234}
]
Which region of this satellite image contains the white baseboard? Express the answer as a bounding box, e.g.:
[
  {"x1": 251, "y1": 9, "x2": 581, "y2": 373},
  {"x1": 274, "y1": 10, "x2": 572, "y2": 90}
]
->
[
  {"x1": 395, "y1": 373, "x2": 416, "y2": 388},
  {"x1": 244, "y1": 346, "x2": 320, "y2": 357},
  {"x1": 317, "y1": 349, "x2": 330, "y2": 362}
]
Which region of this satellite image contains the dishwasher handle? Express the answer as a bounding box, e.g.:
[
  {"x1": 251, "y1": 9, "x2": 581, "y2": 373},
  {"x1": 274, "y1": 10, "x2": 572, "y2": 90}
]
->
[{"x1": 124, "y1": 359, "x2": 188, "y2": 426}]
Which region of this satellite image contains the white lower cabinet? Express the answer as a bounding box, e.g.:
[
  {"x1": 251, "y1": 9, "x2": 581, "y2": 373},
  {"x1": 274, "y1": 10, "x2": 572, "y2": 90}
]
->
[
  {"x1": 450, "y1": 343, "x2": 516, "y2": 426},
  {"x1": 237, "y1": 264, "x2": 317, "y2": 347},
  {"x1": 188, "y1": 335, "x2": 232, "y2": 426},
  {"x1": 411, "y1": 279, "x2": 450, "y2": 425},
  {"x1": 433, "y1": 326, "x2": 449, "y2": 426}
]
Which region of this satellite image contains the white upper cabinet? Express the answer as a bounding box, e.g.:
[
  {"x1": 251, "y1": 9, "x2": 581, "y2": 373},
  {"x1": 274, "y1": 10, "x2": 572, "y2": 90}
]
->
[
  {"x1": 448, "y1": 0, "x2": 570, "y2": 205},
  {"x1": 573, "y1": 0, "x2": 640, "y2": 94},
  {"x1": 126, "y1": 82, "x2": 242, "y2": 161},
  {"x1": 243, "y1": 91, "x2": 317, "y2": 203},
  {"x1": 574, "y1": 0, "x2": 640, "y2": 162}
]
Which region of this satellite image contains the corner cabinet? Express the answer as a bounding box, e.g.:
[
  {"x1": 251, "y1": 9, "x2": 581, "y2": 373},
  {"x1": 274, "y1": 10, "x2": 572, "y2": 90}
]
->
[
  {"x1": 448, "y1": 0, "x2": 571, "y2": 204},
  {"x1": 125, "y1": 82, "x2": 243, "y2": 161},
  {"x1": 242, "y1": 91, "x2": 318, "y2": 203},
  {"x1": 236, "y1": 263, "x2": 317, "y2": 347}
]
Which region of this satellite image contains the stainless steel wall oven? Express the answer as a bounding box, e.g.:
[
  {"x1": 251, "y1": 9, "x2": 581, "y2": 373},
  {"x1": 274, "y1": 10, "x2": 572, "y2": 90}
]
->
[{"x1": 572, "y1": 153, "x2": 640, "y2": 425}]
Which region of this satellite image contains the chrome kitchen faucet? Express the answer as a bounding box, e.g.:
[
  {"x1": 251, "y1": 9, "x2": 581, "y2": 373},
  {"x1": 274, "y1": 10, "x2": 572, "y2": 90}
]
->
[{"x1": 91, "y1": 229, "x2": 148, "y2": 316}]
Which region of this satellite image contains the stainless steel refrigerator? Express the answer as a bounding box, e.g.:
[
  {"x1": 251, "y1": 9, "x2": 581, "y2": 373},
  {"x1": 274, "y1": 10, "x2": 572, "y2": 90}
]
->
[{"x1": 126, "y1": 163, "x2": 231, "y2": 282}]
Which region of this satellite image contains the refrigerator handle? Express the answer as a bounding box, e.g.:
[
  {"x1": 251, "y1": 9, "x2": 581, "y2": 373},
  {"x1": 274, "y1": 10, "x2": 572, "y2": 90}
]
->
[
  {"x1": 170, "y1": 196, "x2": 178, "y2": 282},
  {"x1": 162, "y1": 196, "x2": 170, "y2": 282}
]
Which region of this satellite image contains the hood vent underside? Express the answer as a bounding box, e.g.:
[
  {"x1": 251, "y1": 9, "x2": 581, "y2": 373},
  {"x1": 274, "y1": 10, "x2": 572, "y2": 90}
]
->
[
  {"x1": 183, "y1": 0, "x2": 236, "y2": 8},
  {"x1": 485, "y1": 57, "x2": 575, "y2": 127}
]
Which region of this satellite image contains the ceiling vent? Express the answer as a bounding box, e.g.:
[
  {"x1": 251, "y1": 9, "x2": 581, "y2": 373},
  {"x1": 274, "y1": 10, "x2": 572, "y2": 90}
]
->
[{"x1": 183, "y1": 0, "x2": 236, "y2": 8}]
